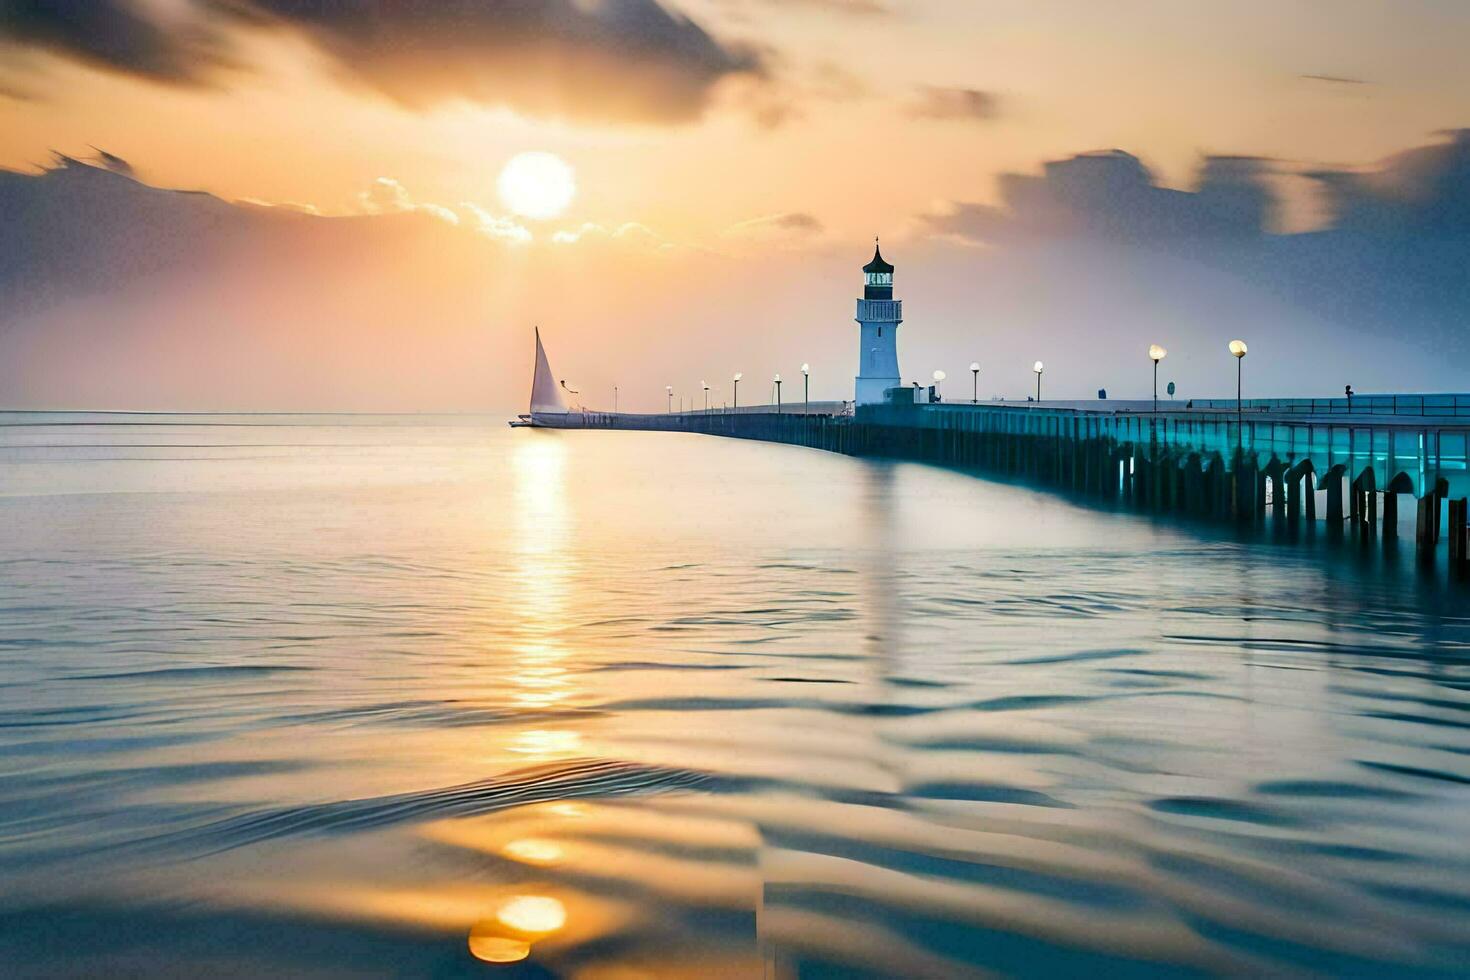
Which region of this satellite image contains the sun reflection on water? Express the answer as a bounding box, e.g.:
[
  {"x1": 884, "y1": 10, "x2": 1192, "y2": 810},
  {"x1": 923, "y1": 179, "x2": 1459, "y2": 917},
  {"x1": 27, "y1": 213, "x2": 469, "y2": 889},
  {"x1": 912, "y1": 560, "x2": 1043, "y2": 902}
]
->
[
  {"x1": 468, "y1": 893, "x2": 569, "y2": 964},
  {"x1": 458, "y1": 438, "x2": 586, "y2": 967},
  {"x1": 506, "y1": 434, "x2": 585, "y2": 754},
  {"x1": 502, "y1": 838, "x2": 565, "y2": 865},
  {"x1": 508, "y1": 728, "x2": 582, "y2": 756},
  {"x1": 510, "y1": 434, "x2": 573, "y2": 634},
  {"x1": 496, "y1": 894, "x2": 568, "y2": 934},
  {"x1": 467, "y1": 934, "x2": 531, "y2": 964}
]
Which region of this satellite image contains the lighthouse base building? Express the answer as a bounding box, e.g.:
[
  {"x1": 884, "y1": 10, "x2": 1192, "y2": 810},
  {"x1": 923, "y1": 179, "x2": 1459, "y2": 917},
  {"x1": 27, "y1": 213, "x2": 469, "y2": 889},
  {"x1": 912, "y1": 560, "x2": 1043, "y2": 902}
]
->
[{"x1": 854, "y1": 243, "x2": 902, "y2": 406}]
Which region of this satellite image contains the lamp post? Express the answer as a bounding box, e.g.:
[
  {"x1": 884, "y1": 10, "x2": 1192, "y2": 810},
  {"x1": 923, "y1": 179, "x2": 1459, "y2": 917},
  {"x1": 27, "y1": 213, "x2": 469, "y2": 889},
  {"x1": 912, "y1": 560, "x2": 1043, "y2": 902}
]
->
[
  {"x1": 1228, "y1": 339, "x2": 1249, "y2": 518},
  {"x1": 1149, "y1": 344, "x2": 1168, "y2": 413},
  {"x1": 1229, "y1": 340, "x2": 1248, "y2": 425},
  {"x1": 702, "y1": 380, "x2": 709, "y2": 413},
  {"x1": 666, "y1": 385, "x2": 673, "y2": 414},
  {"x1": 774, "y1": 374, "x2": 783, "y2": 414},
  {"x1": 801, "y1": 363, "x2": 810, "y2": 414},
  {"x1": 1033, "y1": 361, "x2": 1044, "y2": 402},
  {"x1": 970, "y1": 362, "x2": 980, "y2": 403},
  {"x1": 932, "y1": 369, "x2": 946, "y2": 402},
  {"x1": 732, "y1": 373, "x2": 741, "y2": 412},
  {"x1": 613, "y1": 385, "x2": 618, "y2": 413}
]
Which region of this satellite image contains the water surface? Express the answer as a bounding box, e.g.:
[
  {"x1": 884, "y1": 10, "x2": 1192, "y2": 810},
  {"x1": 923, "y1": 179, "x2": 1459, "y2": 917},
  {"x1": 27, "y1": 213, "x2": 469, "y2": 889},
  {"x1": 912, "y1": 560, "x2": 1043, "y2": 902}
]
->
[{"x1": 1, "y1": 414, "x2": 1468, "y2": 977}]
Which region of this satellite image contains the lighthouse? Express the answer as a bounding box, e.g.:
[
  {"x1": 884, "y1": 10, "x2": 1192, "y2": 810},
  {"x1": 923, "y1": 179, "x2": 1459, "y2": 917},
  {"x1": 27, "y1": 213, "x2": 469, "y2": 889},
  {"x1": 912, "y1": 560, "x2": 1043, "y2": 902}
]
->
[{"x1": 854, "y1": 242, "x2": 902, "y2": 405}]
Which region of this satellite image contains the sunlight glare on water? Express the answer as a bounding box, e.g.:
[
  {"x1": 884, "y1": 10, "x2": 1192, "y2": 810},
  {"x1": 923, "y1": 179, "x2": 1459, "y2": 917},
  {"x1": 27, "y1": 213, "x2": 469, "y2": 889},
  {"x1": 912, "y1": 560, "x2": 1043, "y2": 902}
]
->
[{"x1": 0, "y1": 413, "x2": 1468, "y2": 977}]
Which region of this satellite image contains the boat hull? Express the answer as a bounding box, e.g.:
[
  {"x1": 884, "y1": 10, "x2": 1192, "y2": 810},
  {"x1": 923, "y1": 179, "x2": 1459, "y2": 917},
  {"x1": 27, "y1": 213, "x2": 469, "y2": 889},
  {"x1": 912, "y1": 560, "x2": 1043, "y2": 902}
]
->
[{"x1": 508, "y1": 412, "x2": 587, "y2": 428}]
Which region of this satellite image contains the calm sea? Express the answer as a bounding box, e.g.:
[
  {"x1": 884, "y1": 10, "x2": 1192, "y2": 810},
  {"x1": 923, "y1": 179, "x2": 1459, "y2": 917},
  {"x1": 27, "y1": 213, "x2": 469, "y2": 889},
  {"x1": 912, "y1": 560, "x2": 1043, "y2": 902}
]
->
[{"x1": 1, "y1": 413, "x2": 1468, "y2": 977}]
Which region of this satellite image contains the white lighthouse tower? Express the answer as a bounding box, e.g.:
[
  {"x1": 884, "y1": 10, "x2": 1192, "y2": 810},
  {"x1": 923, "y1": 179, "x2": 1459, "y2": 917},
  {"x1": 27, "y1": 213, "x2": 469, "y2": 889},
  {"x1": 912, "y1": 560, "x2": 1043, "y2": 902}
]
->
[{"x1": 854, "y1": 241, "x2": 902, "y2": 406}]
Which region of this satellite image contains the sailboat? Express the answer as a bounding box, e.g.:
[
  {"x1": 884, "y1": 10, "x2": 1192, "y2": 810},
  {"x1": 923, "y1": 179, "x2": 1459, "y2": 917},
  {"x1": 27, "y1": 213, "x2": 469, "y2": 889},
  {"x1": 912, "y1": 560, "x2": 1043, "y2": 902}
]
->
[{"x1": 509, "y1": 327, "x2": 578, "y2": 427}]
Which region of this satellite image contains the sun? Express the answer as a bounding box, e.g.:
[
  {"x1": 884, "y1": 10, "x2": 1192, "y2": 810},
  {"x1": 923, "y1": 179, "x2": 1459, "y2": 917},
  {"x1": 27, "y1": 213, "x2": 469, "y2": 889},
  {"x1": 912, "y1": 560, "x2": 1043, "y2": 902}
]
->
[{"x1": 497, "y1": 152, "x2": 576, "y2": 220}]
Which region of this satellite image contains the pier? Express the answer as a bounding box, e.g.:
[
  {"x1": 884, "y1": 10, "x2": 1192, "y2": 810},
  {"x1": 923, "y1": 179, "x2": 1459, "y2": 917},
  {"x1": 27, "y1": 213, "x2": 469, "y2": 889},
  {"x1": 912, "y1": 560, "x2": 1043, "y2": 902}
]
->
[
  {"x1": 520, "y1": 247, "x2": 1470, "y2": 573},
  {"x1": 576, "y1": 395, "x2": 1470, "y2": 572}
]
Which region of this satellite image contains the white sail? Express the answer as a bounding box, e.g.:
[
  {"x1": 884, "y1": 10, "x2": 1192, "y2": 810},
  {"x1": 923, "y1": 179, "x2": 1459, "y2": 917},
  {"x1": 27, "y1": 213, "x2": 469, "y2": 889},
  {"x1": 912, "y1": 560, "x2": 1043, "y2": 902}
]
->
[{"x1": 529, "y1": 327, "x2": 567, "y2": 415}]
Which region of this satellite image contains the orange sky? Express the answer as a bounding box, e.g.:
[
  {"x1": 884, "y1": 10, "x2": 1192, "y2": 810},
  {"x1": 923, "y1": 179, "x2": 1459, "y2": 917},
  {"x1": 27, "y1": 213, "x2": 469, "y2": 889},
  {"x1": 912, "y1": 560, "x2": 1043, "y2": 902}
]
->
[
  {"x1": 6, "y1": 0, "x2": 1470, "y2": 247},
  {"x1": 3, "y1": 1, "x2": 1470, "y2": 411}
]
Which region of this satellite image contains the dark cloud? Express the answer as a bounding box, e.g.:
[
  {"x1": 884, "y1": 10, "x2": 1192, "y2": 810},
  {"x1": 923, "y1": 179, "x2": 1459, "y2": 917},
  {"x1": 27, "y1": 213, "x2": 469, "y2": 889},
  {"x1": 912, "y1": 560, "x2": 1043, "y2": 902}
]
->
[
  {"x1": 723, "y1": 211, "x2": 824, "y2": 237},
  {"x1": 0, "y1": 1, "x2": 227, "y2": 83},
  {"x1": 0, "y1": 0, "x2": 764, "y2": 124},
  {"x1": 711, "y1": 0, "x2": 891, "y2": 17},
  {"x1": 766, "y1": 212, "x2": 822, "y2": 232},
  {"x1": 927, "y1": 149, "x2": 1272, "y2": 244},
  {"x1": 1308, "y1": 128, "x2": 1470, "y2": 237},
  {"x1": 1299, "y1": 74, "x2": 1369, "y2": 85},
  {"x1": 233, "y1": 0, "x2": 765, "y2": 121},
  {"x1": 921, "y1": 131, "x2": 1470, "y2": 369},
  {"x1": 927, "y1": 132, "x2": 1470, "y2": 247},
  {"x1": 90, "y1": 146, "x2": 134, "y2": 177},
  {"x1": 912, "y1": 85, "x2": 998, "y2": 122}
]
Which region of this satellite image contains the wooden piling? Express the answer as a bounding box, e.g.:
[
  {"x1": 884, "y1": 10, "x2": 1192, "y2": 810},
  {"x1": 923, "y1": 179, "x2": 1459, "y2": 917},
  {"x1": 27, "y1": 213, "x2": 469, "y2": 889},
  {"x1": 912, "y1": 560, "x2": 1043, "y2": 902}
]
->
[
  {"x1": 1326, "y1": 472, "x2": 1344, "y2": 524},
  {"x1": 1382, "y1": 492, "x2": 1398, "y2": 539},
  {"x1": 1452, "y1": 499, "x2": 1464, "y2": 575},
  {"x1": 1451, "y1": 499, "x2": 1468, "y2": 574},
  {"x1": 1417, "y1": 495, "x2": 1436, "y2": 562},
  {"x1": 1435, "y1": 478, "x2": 1449, "y2": 544},
  {"x1": 1184, "y1": 456, "x2": 1203, "y2": 517},
  {"x1": 1210, "y1": 461, "x2": 1229, "y2": 520}
]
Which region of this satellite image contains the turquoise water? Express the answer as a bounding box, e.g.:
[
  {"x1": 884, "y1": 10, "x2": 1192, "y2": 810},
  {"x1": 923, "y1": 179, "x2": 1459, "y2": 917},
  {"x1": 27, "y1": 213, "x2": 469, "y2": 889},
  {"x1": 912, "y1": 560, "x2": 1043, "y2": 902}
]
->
[{"x1": 1, "y1": 414, "x2": 1468, "y2": 977}]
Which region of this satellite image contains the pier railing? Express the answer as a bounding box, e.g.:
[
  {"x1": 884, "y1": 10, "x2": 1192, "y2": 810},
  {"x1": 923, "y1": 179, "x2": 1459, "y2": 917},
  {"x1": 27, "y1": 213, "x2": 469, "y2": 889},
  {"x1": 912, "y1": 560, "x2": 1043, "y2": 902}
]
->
[{"x1": 1189, "y1": 394, "x2": 1470, "y2": 418}]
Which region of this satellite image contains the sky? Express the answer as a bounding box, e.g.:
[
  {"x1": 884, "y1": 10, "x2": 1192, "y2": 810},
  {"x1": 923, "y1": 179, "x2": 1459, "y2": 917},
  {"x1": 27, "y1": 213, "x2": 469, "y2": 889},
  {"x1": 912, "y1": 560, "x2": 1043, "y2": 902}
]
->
[{"x1": 2, "y1": 0, "x2": 1470, "y2": 411}]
